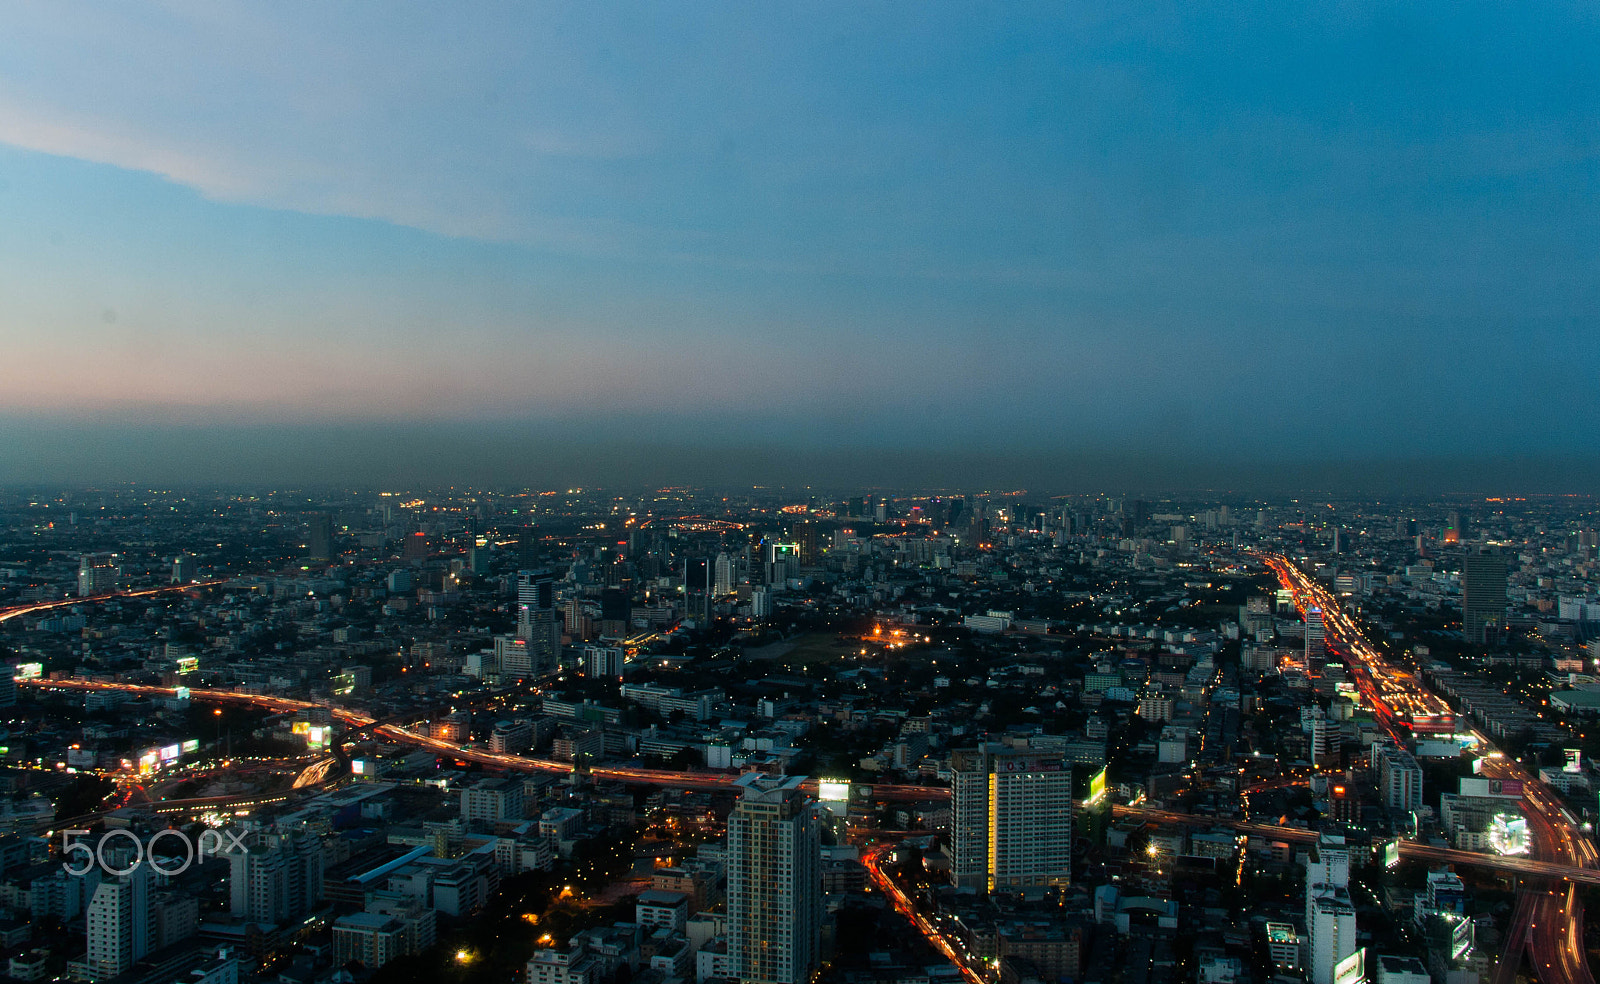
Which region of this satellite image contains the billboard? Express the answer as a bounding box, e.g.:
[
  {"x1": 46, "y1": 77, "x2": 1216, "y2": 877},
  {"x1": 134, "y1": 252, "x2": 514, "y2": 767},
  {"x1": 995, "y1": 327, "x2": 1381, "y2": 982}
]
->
[
  {"x1": 160, "y1": 744, "x2": 182, "y2": 762},
  {"x1": 1087, "y1": 766, "x2": 1108, "y2": 805},
  {"x1": 175, "y1": 656, "x2": 199, "y2": 674},
  {"x1": 1334, "y1": 949, "x2": 1366, "y2": 984},
  {"x1": 138, "y1": 750, "x2": 160, "y2": 774},
  {"x1": 174, "y1": 686, "x2": 191, "y2": 702},
  {"x1": 181, "y1": 739, "x2": 200, "y2": 754},
  {"x1": 817, "y1": 779, "x2": 850, "y2": 802},
  {"x1": 1460, "y1": 778, "x2": 1523, "y2": 799},
  {"x1": 15, "y1": 662, "x2": 43, "y2": 680},
  {"x1": 1489, "y1": 814, "x2": 1529, "y2": 856}
]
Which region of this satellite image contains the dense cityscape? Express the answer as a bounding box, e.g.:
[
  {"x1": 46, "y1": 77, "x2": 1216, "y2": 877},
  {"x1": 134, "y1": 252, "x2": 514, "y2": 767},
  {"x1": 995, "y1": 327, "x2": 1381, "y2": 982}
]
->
[
  {"x1": 0, "y1": 488, "x2": 1597, "y2": 984},
  {"x1": 6, "y1": 5, "x2": 1600, "y2": 984}
]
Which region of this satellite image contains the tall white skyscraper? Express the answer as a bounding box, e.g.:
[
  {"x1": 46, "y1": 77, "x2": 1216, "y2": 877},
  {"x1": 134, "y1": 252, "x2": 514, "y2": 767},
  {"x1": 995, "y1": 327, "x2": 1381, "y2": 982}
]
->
[
  {"x1": 713, "y1": 552, "x2": 736, "y2": 597},
  {"x1": 1305, "y1": 834, "x2": 1356, "y2": 984},
  {"x1": 726, "y1": 773, "x2": 822, "y2": 984},
  {"x1": 949, "y1": 744, "x2": 1073, "y2": 893},
  {"x1": 85, "y1": 846, "x2": 151, "y2": 980}
]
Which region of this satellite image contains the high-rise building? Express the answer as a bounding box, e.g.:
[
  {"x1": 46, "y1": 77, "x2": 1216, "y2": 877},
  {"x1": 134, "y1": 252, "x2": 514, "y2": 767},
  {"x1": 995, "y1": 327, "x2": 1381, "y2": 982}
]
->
[
  {"x1": 306, "y1": 513, "x2": 333, "y2": 562},
  {"x1": 461, "y1": 776, "x2": 526, "y2": 825},
  {"x1": 78, "y1": 553, "x2": 120, "y2": 597},
  {"x1": 171, "y1": 554, "x2": 196, "y2": 584},
  {"x1": 230, "y1": 831, "x2": 324, "y2": 926},
  {"x1": 713, "y1": 553, "x2": 736, "y2": 597},
  {"x1": 1305, "y1": 607, "x2": 1326, "y2": 660},
  {"x1": 1461, "y1": 549, "x2": 1508, "y2": 646},
  {"x1": 516, "y1": 570, "x2": 560, "y2": 677},
  {"x1": 726, "y1": 774, "x2": 822, "y2": 984},
  {"x1": 949, "y1": 744, "x2": 1073, "y2": 893},
  {"x1": 85, "y1": 846, "x2": 151, "y2": 980},
  {"x1": 682, "y1": 558, "x2": 712, "y2": 622},
  {"x1": 1372, "y1": 741, "x2": 1423, "y2": 812},
  {"x1": 1305, "y1": 834, "x2": 1356, "y2": 984}
]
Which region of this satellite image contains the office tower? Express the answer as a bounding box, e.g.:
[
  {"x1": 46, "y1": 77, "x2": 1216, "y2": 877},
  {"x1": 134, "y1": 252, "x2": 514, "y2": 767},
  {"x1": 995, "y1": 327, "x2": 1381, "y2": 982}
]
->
[
  {"x1": 171, "y1": 554, "x2": 195, "y2": 584},
  {"x1": 1305, "y1": 607, "x2": 1326, "y2": 660},
  {"x1": 766, "y1": 542, "x2": 800, "y2": 587},
  {"x1": 306, "y1": 512, "x2": 333, "y2": 562},
  {"x1": 516, "y1": 570, "x2": 560, "y2": 676},
  {"x1": 0, "y1": 666, "x2": 16, "y2": 707},
  {"x1": 713, "y1": 552, "x2": 736, "y2": 597},
  {"x1": 793, "y1": 520, "x2": 818, "y2": 563},
  {"x1": 401, "y1": 531, "x2": 431, "y2": 561},
  {"x1": 516, "y1": 529, "x2": 540, "y2": 568},
  {"x1": 682, "y1": 558, "x2": 712, "y2": 622},
  {"x1": 1444, "y1": 510, "x2": 1465, "y2": 544},
  {"x1": 1123, "y1": 499, "x2": 1150, "y2": 535},
  {"x1": 1372, "y1": 741, "x2": 1423, "y2": 812},
  {"x1": 599, "y1": 588, "x2": 631, "y2": 637},
  {"x1": 230, "y1": 831, "x2": 325, "y2": 925},
  {"x1": 77, "y1": 553, "x2": 120, "y2": 597},
  {"x1": 1307, "y1": 708, "x2": 1339, "y2": 767},
  {"x1": 461, "y1": 776, "x2": 526, "y2": 824},
  {"x1": 85, "y1": 846, "x2": 152, "y2": 980},
  {"x1": 1330, "y1": 528, "x2": 1342, "y2": 554},
  {"x1": 1305, "y1": 834, "x2": 1355, "y2": 984},
  {"x1": 726, "y1": 774, "x2": 822, "y2": 984},
  {"x1": 582, "y1": 645, "x2": 625, "y2": 680},
  {"x1": 949, "y1": 744, "x2": 1073, "y2": 892},
  {"x1": 1461, "y1": 549, "x2": 1508, "y2": 646}
]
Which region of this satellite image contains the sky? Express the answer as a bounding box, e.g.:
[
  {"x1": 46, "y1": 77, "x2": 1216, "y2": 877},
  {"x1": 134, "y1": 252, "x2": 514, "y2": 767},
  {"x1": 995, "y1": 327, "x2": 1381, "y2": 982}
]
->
[{"x1": 1, "y1": 2, "x2": 1598, "y2": 491}]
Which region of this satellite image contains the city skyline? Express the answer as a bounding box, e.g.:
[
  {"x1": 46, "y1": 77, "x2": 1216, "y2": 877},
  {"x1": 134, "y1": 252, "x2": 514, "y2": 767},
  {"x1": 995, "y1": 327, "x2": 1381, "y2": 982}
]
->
[{"x1": 4, "y1": 4, "x2": 1600, "y2": 489}]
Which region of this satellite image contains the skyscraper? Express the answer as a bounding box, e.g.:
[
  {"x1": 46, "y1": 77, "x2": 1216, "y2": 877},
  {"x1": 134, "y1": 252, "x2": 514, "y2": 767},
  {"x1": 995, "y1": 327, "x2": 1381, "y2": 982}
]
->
[
  {"x1": 1305, "y1": 607, "x2": 1326, "y2": 660},
  {"x1": 726, "y1": 774, "x2": 822, "y2": 984},
  {"x1": 1305, "y1": 834, "x2": 1356, "y2": 984},
  {"x1": 77, "y1": 553, "x2": 120, "y2": 597},
  {"x1": 713, "y1": 552, "x2": 736, "y2": 597},
  {"x1": 85, "y1": 846, "x2": 151, "y2": 980},
  {"x1": 516, "y1": 570, "x2": 560, "y2": 677},
  {"x1": 306, "y1": 512, "x2": 333, "y2": 562},
  {"x1": 949, "y1": 744, "x2": 1073, "y2": 893},
  {"x1": 1461, "y1": 549, "x2": 1507, "y2": 646}
]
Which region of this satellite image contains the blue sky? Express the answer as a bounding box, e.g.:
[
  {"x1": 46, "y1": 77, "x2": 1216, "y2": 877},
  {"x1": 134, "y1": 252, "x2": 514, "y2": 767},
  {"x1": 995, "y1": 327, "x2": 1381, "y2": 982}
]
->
[{"x1": 2, "y1": 2, "x2": 1597, "y2": 487}]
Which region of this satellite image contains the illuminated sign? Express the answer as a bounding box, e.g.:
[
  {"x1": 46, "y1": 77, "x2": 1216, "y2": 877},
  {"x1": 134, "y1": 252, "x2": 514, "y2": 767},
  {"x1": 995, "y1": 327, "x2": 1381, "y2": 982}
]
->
[
  {"x1": 181, "y1": 739, "x2": 200, "y2": 754},
  {"x1": 817, "y1": 779, "x2": 850, "y2": 802},
  {"x1": 15, "y1": 663, "x2": 43, "y2": 680},
  {"x1": 1565, "y1": 749, "x2": 1583, "y2": 774},
  {"x1": 1489, "y1": 814, "x2": 1529, "y2": 856},
  {"x1": 1460, "y1": 778, "x2": 1523, "y2": 799},
  {"x1": 1333, "y1": 949, "x2": 1366, "y2": 984},
  {"x1": 1383, "y1": 839, "x2": 1401, "y2": 869},
  {"x1": 160, "y1": 744, "x2": 181, "y2": 762},
  {"x1": 174, "y1": 686, "x2": 191, "y2": 701},
  {"x1": 1088, "y1": 766, "x2": 1108, "y2": 805},
  {"x1": 351, "y1": 759, "x2": 367, "y2": 775},
  {"x1": 139, "y1": 751, "x2": 160, "y2": 774},
  {"x1": 175, "y1": 656, "x2": 199, "y2": 674}
]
